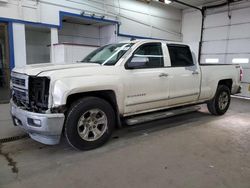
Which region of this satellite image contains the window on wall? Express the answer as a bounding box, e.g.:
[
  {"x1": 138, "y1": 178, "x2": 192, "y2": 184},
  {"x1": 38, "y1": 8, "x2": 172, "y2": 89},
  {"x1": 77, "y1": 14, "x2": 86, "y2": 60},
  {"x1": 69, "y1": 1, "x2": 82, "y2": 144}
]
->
[
  {"x1": 167, "y1": 44, "x2": 194, "y2": 67},
  {"x1": 128, "y1": 42, "x2": 164, "y2": 69}
]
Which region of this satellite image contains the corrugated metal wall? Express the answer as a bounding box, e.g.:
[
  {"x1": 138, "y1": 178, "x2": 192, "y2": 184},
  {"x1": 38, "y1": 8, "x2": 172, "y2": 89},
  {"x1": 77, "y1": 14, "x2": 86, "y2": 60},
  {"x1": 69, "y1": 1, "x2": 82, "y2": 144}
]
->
[{"x1": 200, "y1": 3, "x2": 250, "y2": 98}]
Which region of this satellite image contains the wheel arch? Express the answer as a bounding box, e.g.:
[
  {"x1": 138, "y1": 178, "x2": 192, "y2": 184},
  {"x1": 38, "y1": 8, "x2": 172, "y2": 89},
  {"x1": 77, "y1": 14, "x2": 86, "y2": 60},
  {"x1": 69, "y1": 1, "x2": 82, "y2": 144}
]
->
[
  {"x1": 218, "y1": 79, "x2": 233, "y2": 93},
  {"x1": 66, "y1": 90, "x2": 122, "y2": 128}
]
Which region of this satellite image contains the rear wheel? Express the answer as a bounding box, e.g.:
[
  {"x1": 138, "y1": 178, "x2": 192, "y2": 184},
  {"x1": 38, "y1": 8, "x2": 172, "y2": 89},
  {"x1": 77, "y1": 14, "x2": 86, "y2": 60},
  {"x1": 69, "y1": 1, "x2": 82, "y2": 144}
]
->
[
  {"x1": 207, "y1": 85, "x2": 231, "y2": 115},
  {"x1": 65, "y1": 97, "x2": 115, "y2": 150}
]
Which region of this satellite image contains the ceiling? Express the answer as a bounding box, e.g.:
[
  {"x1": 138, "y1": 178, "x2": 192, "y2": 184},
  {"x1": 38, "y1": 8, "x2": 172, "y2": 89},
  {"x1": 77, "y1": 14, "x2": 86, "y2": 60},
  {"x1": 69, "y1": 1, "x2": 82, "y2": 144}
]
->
[
  {"x1": 158, "y1": 0, "x2": 226, "y2": 9},
  {"x1": 175, "y1": 0, "x2": 223, "y2": 6}
]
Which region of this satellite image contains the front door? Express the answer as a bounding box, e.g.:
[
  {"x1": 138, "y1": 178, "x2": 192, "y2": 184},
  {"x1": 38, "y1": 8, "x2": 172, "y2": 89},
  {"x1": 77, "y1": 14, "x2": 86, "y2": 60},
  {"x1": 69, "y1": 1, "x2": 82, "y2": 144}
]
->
[
  {"x1": 0, "y1": 23, "x2": 10, "y2": 103},
  {"x1": 123, "y1": 42, "x2": 170, "y2": 115}
]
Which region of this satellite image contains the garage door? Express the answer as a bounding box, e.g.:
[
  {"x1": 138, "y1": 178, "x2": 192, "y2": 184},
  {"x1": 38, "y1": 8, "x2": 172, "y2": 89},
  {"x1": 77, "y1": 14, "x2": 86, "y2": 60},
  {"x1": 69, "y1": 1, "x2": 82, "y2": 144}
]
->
[{"x1": 200, "y1": 3, "x2": 250, "y2": 98}]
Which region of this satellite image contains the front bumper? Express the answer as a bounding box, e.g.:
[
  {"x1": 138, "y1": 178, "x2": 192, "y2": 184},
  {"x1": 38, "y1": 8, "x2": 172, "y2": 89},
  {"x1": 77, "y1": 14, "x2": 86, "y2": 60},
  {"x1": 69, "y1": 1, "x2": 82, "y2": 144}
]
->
[{"x1": 11, "y1": 101, "x2": 65, "y2": 145}]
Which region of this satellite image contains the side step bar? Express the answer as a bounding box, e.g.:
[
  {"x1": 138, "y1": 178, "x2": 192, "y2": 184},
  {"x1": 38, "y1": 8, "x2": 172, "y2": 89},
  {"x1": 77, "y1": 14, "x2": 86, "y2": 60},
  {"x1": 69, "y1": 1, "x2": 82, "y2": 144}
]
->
[{"x1": 125, "y1": 106, "x2": 201, "y2": 126}]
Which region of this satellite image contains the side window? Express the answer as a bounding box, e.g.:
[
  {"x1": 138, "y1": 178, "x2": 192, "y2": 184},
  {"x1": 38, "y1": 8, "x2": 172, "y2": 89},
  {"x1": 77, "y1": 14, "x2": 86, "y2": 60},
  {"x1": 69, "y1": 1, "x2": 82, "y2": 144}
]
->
[
  {"x1": 167, "y1": 44, "x2": 194, "y2": 67},
  {"x1": 127, "y1": 43, "x2": 164, "y2": 69}
]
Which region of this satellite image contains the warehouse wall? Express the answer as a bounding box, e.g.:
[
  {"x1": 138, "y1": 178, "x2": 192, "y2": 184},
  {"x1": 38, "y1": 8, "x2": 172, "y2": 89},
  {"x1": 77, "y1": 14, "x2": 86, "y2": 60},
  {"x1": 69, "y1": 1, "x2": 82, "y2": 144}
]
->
[
  {"x1": 0, "y1": 0, "x2": 182, "y2": 41},
  {"x1": 181, "y1": 10, "x2": 202, "y2": 61},
  {"x1": 58, "y1": 22, "x2": 116, "y2": 47},
  {"x1": 39, "y1": 0, "x2": 182, "y2": 41},
  {"x1": 12, "y1": 23, "x2": 26, "y2": 68},
  {"x1": 0, "y1": 0, "x2": 182, "y2": 66},
  {"x1": 182, "y1": 0, "x2": 250, "y2": 98},
  {"x1": 58, "y1": 22, "x2": 101, "y2": 46},
  {"x1": 100, "y1": 25, "x2": 116, "y2": 46},
  {"x1": 25, "y1": 28, "x2": 50, "y2": 64},
  {"x1": 54, "y1": 44, "x2": 97, "y2": 64}
]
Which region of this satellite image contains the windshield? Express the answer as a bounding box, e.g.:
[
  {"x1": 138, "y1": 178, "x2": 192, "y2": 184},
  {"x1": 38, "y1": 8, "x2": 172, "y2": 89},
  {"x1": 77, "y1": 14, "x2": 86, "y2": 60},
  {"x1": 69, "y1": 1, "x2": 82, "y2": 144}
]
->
[{"x1": 81, "y1": 43, "x2": 133, "y2": 65}]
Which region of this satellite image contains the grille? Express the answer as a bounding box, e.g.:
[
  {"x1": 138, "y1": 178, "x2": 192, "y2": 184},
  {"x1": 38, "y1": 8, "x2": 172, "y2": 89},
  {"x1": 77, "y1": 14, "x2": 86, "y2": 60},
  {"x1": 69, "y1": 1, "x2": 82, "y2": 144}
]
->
[
  {"x1": 12, "y1": 77, "x2": 26, "y2": 87},
  {"x1": 11, "y1": 73, "x2": 29, "y2": 107},
  {"x1": 13, "y1": 89, "x2": 28, "y2": 103},
  {"x1": 11, "y1": 73, "x2": 50, "y2": 112}
]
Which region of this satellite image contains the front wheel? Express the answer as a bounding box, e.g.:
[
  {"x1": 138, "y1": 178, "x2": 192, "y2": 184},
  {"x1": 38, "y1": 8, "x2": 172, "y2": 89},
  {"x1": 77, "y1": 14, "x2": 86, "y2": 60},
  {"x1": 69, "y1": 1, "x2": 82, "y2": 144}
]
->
[
  {"x1": 65, "y1": 97, "x2": 115, "y2": 150},
  {"x1": 207, "y1": 85, "x2": 231, "y2": 115}
]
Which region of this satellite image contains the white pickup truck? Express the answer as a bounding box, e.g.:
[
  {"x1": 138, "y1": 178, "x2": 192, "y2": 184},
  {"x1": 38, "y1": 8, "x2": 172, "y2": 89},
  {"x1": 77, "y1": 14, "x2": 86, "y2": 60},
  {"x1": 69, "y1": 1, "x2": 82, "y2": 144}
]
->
[{"x1": 10, "y1": 40, "x2": 241, "y2": 150}]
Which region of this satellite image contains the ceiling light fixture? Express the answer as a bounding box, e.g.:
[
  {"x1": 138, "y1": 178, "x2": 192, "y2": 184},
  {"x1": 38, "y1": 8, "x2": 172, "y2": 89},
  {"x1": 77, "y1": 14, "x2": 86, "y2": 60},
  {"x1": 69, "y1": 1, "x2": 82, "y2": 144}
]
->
[
  {"x1": 158, "y1": 0, "x2": 172, "y2": 4},
  {"x1": 164, "y1": 0, "x2": 172, "y2": 4},
  {"x1": 232, "y1": 58, "x2": 249, "y2": 64},
  {"x1": 205, "y1": 58, "x2": 219, "y2": 63}
]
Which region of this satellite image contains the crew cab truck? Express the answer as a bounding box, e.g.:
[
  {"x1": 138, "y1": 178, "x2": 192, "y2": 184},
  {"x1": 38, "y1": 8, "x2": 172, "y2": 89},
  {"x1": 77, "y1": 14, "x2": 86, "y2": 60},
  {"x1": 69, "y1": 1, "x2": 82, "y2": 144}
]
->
[{"x1": 10, "y1": 40, "x2": 241, "y2": 150}]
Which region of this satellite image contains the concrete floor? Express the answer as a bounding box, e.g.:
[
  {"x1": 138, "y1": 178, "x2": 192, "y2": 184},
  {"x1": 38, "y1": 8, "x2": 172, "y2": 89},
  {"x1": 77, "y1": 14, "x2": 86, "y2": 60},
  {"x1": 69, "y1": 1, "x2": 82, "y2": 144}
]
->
[
  {"x1": 0, "y1": 88, "x2": 10, "y2": 103},
  {"x1": 0, "y1": 98, "x2": 250, "y2": 188}
]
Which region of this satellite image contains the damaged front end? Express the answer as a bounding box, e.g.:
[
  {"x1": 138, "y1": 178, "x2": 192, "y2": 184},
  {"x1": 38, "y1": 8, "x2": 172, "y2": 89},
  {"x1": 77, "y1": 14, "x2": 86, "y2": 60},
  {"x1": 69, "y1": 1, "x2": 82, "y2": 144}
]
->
[
  {"x1": 29, "y1": 76, "x2": 50, "y2": 112},
  {"x1": 11, "y1": 73, "x2": 50, "y2": 113},
  {"x1": 10, "y1": 72, "x2": 65, "y2": 145}
]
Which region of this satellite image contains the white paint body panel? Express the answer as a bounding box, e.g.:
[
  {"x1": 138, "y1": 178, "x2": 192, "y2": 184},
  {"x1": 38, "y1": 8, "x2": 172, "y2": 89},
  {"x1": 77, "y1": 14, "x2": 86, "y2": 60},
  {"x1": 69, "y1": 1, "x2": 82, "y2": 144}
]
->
[
  {"x1": 167, "y1": 66, "x2": 200, "y2": 106},
  {"x1": 122, "y1": 68, "x2": 170, "y2": 114},
  {"x1": 12, "y1": 40, "x2": 241, "y2": 116}
]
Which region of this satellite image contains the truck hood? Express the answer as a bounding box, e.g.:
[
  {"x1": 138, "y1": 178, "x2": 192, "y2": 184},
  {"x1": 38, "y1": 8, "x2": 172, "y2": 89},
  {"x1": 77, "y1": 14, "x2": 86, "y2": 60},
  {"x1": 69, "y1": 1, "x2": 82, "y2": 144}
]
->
[{"x1": 12, "y1": 63, "x2": 100, "y2": 76}]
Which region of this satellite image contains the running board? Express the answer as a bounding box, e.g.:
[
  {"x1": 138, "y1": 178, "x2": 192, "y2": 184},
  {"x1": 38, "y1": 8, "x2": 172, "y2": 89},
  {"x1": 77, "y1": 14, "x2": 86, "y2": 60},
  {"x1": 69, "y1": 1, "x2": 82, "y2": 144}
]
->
[{"x1": 125, "y1": 106, "x2": 201, "y2": 126}]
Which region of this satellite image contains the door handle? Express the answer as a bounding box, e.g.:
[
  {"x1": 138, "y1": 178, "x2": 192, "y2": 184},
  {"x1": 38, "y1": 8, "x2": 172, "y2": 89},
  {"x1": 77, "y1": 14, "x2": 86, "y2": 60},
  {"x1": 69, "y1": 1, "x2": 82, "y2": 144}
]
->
[
  {"x1": 192, "y1": 71, "x2": 199, "y2": 75},
  {"x1": 159, "y1": 73, "x2": 169, "y2": 78}
]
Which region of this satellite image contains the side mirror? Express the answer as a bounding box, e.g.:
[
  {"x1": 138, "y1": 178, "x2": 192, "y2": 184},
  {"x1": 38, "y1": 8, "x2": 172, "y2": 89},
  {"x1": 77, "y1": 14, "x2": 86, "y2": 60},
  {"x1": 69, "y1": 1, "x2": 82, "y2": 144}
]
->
[{"x1": 126, "y1": 55, "x2": 149, "y2": 69}]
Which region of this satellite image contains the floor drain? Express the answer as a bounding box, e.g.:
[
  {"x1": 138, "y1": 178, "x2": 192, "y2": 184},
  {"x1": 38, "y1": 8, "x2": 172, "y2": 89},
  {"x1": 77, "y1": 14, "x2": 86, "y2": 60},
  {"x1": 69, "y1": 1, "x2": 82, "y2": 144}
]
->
[{"x1": 0, "y1": 134, "x2": 29, "y2": 144}]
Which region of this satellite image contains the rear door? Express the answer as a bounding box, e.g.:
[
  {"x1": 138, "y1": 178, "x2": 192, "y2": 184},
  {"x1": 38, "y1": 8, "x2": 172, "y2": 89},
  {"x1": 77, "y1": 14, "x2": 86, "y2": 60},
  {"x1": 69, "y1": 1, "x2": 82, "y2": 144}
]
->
[{"x1": 167, "y1": 44, "x2": 201, "y2": 106}]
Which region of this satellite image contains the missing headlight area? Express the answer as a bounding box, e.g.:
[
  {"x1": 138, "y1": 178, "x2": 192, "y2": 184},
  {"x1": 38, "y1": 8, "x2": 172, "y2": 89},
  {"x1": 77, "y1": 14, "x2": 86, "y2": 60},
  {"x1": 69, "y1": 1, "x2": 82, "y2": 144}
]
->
[
  {"x1": 11, "y1": 75, "x2": 50, "y2": 113},
  {"x1": 29, "y1": 77, "x2": 50, "y2": 112}
]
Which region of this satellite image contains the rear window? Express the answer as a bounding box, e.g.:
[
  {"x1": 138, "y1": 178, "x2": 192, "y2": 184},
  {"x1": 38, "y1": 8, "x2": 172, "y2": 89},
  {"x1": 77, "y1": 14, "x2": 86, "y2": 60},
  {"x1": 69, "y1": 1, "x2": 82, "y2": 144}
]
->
[{"x1": 167, "y1": 44, "x2": 194, "y2": 67}]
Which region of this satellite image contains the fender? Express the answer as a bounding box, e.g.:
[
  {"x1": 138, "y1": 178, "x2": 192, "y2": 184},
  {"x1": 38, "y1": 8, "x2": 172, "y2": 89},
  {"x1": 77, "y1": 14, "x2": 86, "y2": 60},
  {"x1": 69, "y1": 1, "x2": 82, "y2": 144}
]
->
[{"x1": 50, "y1": 75, "x2": 125, "y2": 114}]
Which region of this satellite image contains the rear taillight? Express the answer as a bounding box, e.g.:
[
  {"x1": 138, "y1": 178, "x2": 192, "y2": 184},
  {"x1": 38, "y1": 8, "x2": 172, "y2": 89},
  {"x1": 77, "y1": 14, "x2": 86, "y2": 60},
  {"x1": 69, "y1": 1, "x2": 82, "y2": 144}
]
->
[{"x1": 240, "y1": 67, "x2": 243, "y2": 82}]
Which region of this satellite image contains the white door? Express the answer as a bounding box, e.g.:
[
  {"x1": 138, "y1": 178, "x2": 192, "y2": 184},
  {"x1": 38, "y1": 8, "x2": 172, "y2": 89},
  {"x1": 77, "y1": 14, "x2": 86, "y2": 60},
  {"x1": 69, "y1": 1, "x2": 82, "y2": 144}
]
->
[
  {"x1": 123, "y1": 42, "x2": 170, "y2": 115},
  {"x1": 167, "y1": 44, "x2": 201, "y2": 106}
]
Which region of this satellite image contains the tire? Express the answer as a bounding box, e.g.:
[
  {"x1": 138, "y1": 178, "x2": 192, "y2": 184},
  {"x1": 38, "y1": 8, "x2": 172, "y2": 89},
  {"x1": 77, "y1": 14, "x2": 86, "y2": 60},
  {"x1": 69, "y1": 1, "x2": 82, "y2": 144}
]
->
[
  {"x1": 207, "y1": 85, "x2": 231, "y2": 115},
  {"x1": 65, "y1": 97, "x2": 115, "y2": 150}
]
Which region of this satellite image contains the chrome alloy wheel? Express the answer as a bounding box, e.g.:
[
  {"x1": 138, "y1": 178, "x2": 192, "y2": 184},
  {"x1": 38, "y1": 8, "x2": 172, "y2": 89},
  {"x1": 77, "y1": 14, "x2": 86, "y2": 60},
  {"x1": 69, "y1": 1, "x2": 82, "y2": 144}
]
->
[
  {"x1": 218, "y1": 91, "x2": 229, "y2": 110},
  {"x1": 77, "y1": 109, "x2": 108, "y2": 141}
]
